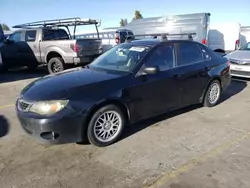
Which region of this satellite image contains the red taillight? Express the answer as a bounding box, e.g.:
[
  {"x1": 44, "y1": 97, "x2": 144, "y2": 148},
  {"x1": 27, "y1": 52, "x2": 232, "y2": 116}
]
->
[
  {"x1": 236, "y1": 39, "x2": 240, "y2": 45},
  {"x1": 115, "y1": 33, "x2": 120, "y2": 44},
  {"x1": 70, "y1": 43, "x2": 79, "y2": 52},
  {"x1": 202, "y1": 39, "x2": 207, "y2": 45}
]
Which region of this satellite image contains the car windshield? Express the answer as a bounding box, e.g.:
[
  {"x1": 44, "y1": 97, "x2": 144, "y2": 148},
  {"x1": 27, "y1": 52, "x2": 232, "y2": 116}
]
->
[
  {"x1": 239, "y1": 42, "x2": 250, "y2": 51},
  {"x1": 90, "y1": 43, "x2": 151, "y2": 72}
]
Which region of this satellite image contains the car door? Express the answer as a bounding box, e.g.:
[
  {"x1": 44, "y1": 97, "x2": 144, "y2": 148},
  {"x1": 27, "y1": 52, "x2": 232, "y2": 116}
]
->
[
  {"x1": 131, "y1": 43, "x2": 182, "y2": 120},
  {"x1": 1, "y1": 31, "x2": 23, "y2": 67},
  {"x1": 175, "y1": 42, "x2": 211, "y2": 106},
  {"x1": 23, "y1": 30, "x2": 40, "y2": 63}
]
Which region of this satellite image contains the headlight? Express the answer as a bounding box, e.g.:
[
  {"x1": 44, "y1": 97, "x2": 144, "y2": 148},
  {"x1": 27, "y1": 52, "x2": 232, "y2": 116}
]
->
[{"x1": 29, "y1": 100, "x2": 69, "y2": 115}]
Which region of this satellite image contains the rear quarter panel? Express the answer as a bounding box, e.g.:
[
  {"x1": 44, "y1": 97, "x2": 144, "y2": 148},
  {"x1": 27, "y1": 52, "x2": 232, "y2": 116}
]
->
[
  {"x1": 207, "y1": 56, "x2": 231, "y2": 90},
  {"x1": 40, "y1": 40, "x2": 76, "y2": 63}
]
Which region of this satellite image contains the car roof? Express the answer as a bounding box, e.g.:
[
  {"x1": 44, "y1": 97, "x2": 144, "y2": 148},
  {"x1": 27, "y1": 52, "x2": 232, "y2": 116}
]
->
[{"x1": 130, "y1": 38, "x2": 201, "y2": 47}]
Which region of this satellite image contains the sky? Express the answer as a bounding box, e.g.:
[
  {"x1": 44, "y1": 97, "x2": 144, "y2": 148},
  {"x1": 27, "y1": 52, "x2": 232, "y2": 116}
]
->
[{"x1": 1, "y1": 0, "x2": 250, "y2": 33}]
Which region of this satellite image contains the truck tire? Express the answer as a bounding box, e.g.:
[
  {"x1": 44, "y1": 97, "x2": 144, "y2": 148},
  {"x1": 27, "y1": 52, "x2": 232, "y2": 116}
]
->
[{"x1": 48, "y1": 57, "x2": 65, "y2": 74}]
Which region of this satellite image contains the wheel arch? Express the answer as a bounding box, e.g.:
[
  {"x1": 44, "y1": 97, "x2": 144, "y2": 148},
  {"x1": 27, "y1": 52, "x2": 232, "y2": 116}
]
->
[
  {"x1": 200, "y1": 77, "x2": 222, "y2": 103},
  {"x1": 46, "y1": 51, "x2": 64, "y2": 64},
  {"x1": 86, "y1": 99, "x2": 131, "y2": 124}
]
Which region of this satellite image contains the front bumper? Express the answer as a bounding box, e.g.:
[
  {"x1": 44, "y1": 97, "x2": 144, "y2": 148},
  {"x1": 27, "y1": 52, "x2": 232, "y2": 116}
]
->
[
  {"x1": 230, "y1": 64, "x2": 250, "y2": 78},
  {"x1": 16, "y1": 110, "x2": 88, "y2": 144}
]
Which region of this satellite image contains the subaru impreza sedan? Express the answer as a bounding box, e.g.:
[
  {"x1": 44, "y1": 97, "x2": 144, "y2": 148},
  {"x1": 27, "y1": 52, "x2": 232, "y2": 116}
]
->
[{"x1": 16, "y1": 38, "x2": 231, "y2": 147}]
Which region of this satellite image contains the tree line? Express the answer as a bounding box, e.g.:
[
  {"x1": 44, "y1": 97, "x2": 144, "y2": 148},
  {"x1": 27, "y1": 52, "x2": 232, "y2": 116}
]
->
[{"x1": 120, "y1": 10, "x2": 143, "y2": 27}]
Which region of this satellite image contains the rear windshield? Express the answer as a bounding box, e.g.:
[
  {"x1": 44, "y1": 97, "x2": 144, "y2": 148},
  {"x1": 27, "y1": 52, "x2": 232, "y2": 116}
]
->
[
  {"x1": 239, "y1": 42, "x2": 250, "y2": 51},
  {"x1": 90, "y1": 43, "x2": 151, "y2": 72}
]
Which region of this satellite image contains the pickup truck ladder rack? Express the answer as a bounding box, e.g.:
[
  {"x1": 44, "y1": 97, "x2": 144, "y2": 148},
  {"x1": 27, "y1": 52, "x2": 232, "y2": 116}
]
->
[
  {"x1": 13, "y1": 17, "x2": 101, "y2": 39},
  {"x1": 126, "y1": 32, "x2": 196, "y2": 42}
]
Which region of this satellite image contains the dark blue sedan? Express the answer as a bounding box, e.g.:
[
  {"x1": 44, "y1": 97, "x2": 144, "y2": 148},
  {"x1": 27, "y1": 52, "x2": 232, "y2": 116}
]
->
[{"x1": 16, "y1": 37, "x2": 231, "y2": 147}]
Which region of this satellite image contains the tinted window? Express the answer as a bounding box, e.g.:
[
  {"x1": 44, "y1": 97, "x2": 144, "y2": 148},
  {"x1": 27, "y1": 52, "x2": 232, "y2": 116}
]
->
[
  {"x1": 119, "y1": 31, "x2": 127, "y2": 43},
  {"x1": 145, "y1": 44, "x2": 175, "y2": 71},
  {"x1": 127, "y1": 31, "x2": 135, "y2": 40},
  {"x1": 9, "y1": 32, "x2": 22, "y2": 42},
  {"x1": 57, "y1": 29, "x2": 69, "y2": 39},
  {"x1": 25, "y1": 30, "x2": 37, "y2": 42},
  {"x1": 43, "y1": 30, "x2": 55, "y2": 41},
  {"x1": 43, "y1": 29, "x2": 69, "y2": 41},
  {"x1": 198, "y1": 44, "x2": 211, "y2": 60},
  {"x1": 178, "y1": 42, "x2": 203, "y2": 66}
]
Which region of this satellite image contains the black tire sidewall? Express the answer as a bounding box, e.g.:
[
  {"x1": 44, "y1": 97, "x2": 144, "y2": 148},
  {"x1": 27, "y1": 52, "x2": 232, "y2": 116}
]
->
[
  {"x1": 87, "y1": 105, "x2": 125, "y2": 147},
  {"x1": 48, "y1": 57, "x2": 64, "y2": 74},
  {"x1": 204, "y1": 80, "x2": 221, "y2": 107}
]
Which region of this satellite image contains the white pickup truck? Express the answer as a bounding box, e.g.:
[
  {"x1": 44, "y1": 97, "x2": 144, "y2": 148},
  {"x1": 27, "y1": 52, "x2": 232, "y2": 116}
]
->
[{"x1": 0, "y1": 18, "x2": 103, "y2": 74}]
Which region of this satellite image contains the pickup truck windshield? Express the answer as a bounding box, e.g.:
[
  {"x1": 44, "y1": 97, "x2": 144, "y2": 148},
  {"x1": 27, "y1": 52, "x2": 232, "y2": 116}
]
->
[
  {"x1": 90, "y1": 43, "x2": 151, "y2": 72},
  {"x1": 239, "y1": 42, "x2": 250, "y2": 51}
]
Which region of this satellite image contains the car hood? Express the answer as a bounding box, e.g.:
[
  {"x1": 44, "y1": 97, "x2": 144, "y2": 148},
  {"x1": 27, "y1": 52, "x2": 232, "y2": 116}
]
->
[
  {"x1": 226, "y1": 50, "x2": 250, "y2": 61},
  {"x1": 20, "y1": 67, "x2": 126, "y2": 101}
]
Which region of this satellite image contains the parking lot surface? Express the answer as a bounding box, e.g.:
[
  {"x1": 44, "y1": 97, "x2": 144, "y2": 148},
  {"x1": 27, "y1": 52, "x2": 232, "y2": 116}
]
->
[{"x1": 1, "y1": 69, "x2": 250, "y2": 188}]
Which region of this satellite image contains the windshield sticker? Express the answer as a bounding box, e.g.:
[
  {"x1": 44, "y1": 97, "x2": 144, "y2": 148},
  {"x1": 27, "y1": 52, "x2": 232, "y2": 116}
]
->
[{"x1": 129, "y1": 46, "x2": 146, "y2": 52}]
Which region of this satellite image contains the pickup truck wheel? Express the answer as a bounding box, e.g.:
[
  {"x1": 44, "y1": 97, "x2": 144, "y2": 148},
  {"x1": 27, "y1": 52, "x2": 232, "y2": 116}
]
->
[{"x1": 48, "y1": 57, "x2": 65, "y2": 74}]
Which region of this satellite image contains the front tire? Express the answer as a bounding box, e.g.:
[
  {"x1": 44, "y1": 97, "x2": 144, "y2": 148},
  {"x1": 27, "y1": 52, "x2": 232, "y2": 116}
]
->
[
  {"x1": 48, "y1": 57, "x2": 65, "y2": 74},
  {"x1": 203, "y1": 80, "x2": 221, "y2": 107},
  {"x1": 87, "y1": 105, "x2": 125, "y2": 147}
]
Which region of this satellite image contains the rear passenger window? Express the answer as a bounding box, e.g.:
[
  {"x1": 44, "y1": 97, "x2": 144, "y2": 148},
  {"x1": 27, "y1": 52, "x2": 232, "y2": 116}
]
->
[
  {"x1": 43, "y1": 30, "x2": 55, "y2": 41},
  {"x1": 25, "y1": 30, "x2": 37, "y2": 42},
  {"x1": 178, "y1": 42, "x2": 203, "y2": 66}
]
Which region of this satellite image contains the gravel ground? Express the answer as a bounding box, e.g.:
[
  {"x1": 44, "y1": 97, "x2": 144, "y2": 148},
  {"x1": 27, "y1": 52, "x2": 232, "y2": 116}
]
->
[{"x1": 1, "y1": 69, "x2": 250, "y2": 188}]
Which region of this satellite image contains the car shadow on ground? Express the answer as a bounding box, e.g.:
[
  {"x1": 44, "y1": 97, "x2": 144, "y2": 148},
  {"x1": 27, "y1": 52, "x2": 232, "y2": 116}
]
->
[
  {"x1": 0, "y1": 115, "x2": 9, "y2": 138},
  {"x1": 121, "y1": 79, "x2": 247, "y2": 142},
  {"x1": 0, "y1": 66, "x2": 48, "y2": 84},
  {"x1": 219, "y1": 78, "x2": 248, "y2": 103}
]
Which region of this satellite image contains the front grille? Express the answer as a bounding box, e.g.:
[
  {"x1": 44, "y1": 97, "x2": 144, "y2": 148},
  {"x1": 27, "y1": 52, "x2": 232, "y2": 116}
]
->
[
  {"x1": 18, "y1": 99, "x2": 31, "y2": 112},
  {"x1": 230, "y1": 70, "x2": 250, "y2": 76}
]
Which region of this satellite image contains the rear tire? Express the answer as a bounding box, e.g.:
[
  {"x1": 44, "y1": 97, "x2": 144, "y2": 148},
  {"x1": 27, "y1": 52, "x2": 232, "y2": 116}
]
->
[
  {"x1": 87, "y1": 105, "x2": 125, "y2": 147},
  {"x1": 48, "y1": 57, "x2": 65, "y2": 74},
  {"x1": 203, "y1": 80, "x2": 221, "y2": 107}
]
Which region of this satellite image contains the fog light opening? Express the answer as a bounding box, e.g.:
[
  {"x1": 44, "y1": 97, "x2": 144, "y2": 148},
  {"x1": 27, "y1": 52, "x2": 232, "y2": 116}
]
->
[{"x1": 41, "y1": 132, "x2": 59, "y2": 140}]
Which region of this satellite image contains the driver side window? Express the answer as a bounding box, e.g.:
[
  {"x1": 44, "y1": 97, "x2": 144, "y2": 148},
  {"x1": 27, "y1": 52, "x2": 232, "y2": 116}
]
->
[
  {"x1": 9, "y1": 32, "x2": 22, "y2": 42},
  {"x1": 145, "y1": 44, "x2": 175, "y2": 71}
]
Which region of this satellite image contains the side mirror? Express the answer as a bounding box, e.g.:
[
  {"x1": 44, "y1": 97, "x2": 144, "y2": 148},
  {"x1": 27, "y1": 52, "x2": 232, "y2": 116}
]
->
[{"x1": 143, "y1": 66, "x2": 160, "y2": 74}]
